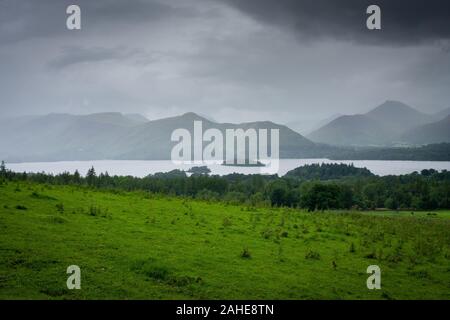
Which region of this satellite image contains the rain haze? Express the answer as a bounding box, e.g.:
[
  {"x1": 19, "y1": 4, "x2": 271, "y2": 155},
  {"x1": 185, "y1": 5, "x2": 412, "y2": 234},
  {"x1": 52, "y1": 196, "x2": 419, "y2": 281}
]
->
[
  {"x1": 1, "y1": 0, "x2": 450, "y2": 127},
  {"x1": 2, "y1": 0, "x2": 450, "y2": 305}
]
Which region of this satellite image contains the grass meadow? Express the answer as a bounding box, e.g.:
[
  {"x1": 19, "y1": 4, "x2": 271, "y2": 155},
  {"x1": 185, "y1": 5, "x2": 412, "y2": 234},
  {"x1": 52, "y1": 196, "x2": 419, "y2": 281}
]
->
[{"x1": 0, "y1": 180, "x2": 449, "y2": 299}]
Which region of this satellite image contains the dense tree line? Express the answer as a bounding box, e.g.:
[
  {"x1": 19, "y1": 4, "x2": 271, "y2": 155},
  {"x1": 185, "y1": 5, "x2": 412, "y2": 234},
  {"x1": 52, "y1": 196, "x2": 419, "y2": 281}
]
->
[
  {"x1": 1, "y1": 161, "x2": 449, "y2": 211},
  {"x1": 328, "y1": 143, "x2": 450, "y2": 161}
]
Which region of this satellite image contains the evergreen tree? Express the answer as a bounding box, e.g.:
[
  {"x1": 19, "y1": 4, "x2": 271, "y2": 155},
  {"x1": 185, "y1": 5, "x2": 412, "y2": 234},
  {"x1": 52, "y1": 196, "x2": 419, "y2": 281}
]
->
[
  {"x1": 0, "y1": 160, "x2": 6, "y2": 178},
  {"x1": 73, "y1": 170, "x2": 81, "y2": 184},
  {"x1": 86, "y1": 166, "x2": 96, "y2": 186}
]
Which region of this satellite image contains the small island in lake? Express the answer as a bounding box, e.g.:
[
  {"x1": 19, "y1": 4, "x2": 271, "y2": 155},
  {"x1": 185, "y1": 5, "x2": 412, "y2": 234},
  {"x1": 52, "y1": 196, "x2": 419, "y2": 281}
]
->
[
  {"x1": 222, "y1": 161, "x2": 266, "y2": 167},
  {"x1": 186, "y1": 166, "x2": 211, "y2": 175}
]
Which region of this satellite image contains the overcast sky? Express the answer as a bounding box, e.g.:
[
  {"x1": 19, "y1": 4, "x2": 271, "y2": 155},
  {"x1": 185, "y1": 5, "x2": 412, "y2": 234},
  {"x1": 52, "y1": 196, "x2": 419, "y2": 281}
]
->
[{"x1": 1, "y1": 0, "x2": 450, "y2": 124}]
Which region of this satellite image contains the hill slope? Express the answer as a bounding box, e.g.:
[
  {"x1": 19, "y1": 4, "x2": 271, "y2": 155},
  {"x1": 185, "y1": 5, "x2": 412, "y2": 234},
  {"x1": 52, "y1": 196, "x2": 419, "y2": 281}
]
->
[
  {"x1": 308, "y1": 101, "x2": 436, "y2": 146},
  {"x1": 0, "y1": 180, "x2": 448, "y2": 299},
  {"x1": 402, "y1": 116, "x2": 450, "y2": 145},
  {"x1": 433, "y1": 107, "x2": 450, "y2": 121},
  {"x1": 308, "y1": 114, "x2": 393, "y2": 146},
  {"x1": 0, "y1": 112, "x2": 320, "y2": 162},
  {"x1": 365, "y1": 100, "x2": 432, "y2": 133}
]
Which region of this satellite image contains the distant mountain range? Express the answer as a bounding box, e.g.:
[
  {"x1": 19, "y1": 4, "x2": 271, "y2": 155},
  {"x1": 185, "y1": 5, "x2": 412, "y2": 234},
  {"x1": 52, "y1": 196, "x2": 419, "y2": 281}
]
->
[
  {"x1": 1, "y1": 105, "x2": 449, "y2": 163},
  {"x1": 0, "y1": 112, "x2": 331, "y2": 162},
  {"x1": 308, "y1": 101, "x2": 450, "y2": 146}
]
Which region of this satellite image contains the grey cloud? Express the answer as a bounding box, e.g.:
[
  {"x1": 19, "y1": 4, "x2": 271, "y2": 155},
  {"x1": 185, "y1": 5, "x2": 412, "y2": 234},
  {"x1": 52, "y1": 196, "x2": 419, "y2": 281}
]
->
[
  {"x1": 88, "y1": 0, "x2": 196, "y2": 22},
  {"x1": 0, "y1": 0, "x2": 449, "y2": 124},
  {"x1": 0, "y1": 0, "x2": 66, "y2": 44},
  {"x1": 0, "y1": 0, "x2": 196, "y2": 44},
  {"x1": 218, "y1": 0, "x2": 450, "y2": 46},
  {"x1": 48, "y1": 46, "x2": 158, "y2": 69}
]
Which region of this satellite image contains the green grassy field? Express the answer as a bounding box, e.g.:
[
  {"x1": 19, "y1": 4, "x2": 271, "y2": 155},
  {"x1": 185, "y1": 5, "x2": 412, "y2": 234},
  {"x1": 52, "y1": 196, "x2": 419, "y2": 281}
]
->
[{"x1": 0, "y1": 180, "x2": 449, "y2": 300}]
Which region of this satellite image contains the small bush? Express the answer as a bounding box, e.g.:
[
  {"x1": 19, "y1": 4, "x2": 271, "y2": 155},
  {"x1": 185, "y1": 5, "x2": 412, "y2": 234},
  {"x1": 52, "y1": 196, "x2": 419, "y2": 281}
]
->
[
  {"x1": 261, "y1": 229, "x2": 274, "y2": 239},
  {"x1": 48, "y1": 216, "x2": 67, "y2": 224},
  {"x1": 144, "y1": 265, "x2": 170, "y2": 280},
  {"x1": 56, "y1": 203, "x2": 64, "y2": 213},
  {"x1": 168, "y1": 275, "x2": 196, "y2": 287},
  {"x1": 222, "y1": 217, "x2": 232, "y2": 227},
  {"x1": 385, "y1": 247, "x2": 403, "y2": 263},
  {"x1": 381, "y1": 291, "x2": 395, "y2": 300},
  {"x1": 349, "y1": 242, "x2": 356, "y2": 253},
  {"x1": 132, "y1": 258, "x2": 170, "y2": 281},
  {"x1": 15, "y1": 205, "x2": 27, "y2": 210},
  {"x1": 305, "y1": 249, "x2": 321, "y2": 260},
  {"x1": 87, "y1": 205, "x2": 110, "y2": 218},
  {"x1": 240, "y1": 247, "x2": 252, "y2": 259},
  {"x1": 364, "y1": 252, "x2": 377, "y2": 259},
  {"x1": 407, "y1": 269, "x2": 430, "y2": 279},
  {"x1": 89, "y1": 205, "x2": 99, "y2": 216},
  {"x1": 131, "y1": 258, "x2": 199, "y2": 287},
  {"x1": 31, "y1": 192, "x2": 57, "y2": 201}
]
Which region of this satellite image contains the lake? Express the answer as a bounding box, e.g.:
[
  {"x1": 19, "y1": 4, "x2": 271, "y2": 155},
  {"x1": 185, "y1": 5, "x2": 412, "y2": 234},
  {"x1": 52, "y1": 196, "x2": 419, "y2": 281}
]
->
[{"x1": 6, "y1": 159, "x2": 450, "y2": 177}]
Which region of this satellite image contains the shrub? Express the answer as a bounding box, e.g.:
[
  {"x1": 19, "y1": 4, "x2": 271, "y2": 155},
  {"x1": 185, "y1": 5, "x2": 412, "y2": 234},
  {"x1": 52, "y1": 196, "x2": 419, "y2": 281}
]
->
[
  {"x1": 240, "y1": 247, "x2": 252, "y2": 259},
  {"x1": 385, "y1": 246, "x2": 403, "y2": 263},
  {"x1": 56, "y1": 203, "x2": 64, "y2": 213},
  {"x1": 31, "y1": 192, "x2": 57, "y2": 201},
  {"x1": 131, "y1": 258, "x2": 199, "y2": 287},
  {"x1": 144, "y1": 265, "x2": 170, "y2": 280},
  {"x1": 407, "y1": 269, "x2": 430, "y2": 279},
  {"x1": 88, "y1": 205, "x2": 110, "y2": 218},
  {"x1": 280, "y1": 231, "x2": 288, "y2": 238},
  {"x1": 49, "y1": 216, "x2": 67, "y2": 224},
  {"x1": 168, "y1": 275, "x2": 196, "y2": 287},
  {"x1": 349, "y1": 242, "x2": 356, "y2": 253},
  {"x1": 364, "y1": 252, "x2": 377, "y2": 259},
  {"x1": 305, "y1": 249, "x2": 321, "y2": 260},
  {"x1": 261, "y1": 229, "x2": 274, "y2": 239},
  {"x1": 132, "y1": 258, "x2": 170, "y2": 281},
  {"x1": 222, "y1": 217, "x2": 232, "y2": 227}
]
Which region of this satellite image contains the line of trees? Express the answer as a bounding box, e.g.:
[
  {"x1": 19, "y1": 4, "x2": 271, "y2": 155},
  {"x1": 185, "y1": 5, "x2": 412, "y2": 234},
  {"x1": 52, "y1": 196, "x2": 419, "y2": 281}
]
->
[{"x1": 1, "y1": 161, "x2": 449, "y2": 211}]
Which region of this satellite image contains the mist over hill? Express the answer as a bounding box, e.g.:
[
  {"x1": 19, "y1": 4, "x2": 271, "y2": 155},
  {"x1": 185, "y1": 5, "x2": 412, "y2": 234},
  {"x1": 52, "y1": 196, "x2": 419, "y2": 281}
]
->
[
  {"x1": 402, "y1": 116, "x2": 450, "y2": 145},
  {"x1": 1, "y1": 108, "x2": 449, "y2": 163},
  {"x1": 308, "y1": 101, "x2": 449, "y2": 146},
  {"x1": 433, "y1": 107, "x2": 450, "y2": 121},
  {"x1": 0, "y1": 112, "x2": 328, "y2": 162},
  {"x1": 286, "y1": 113, "x2": 342, "y2": 135}
]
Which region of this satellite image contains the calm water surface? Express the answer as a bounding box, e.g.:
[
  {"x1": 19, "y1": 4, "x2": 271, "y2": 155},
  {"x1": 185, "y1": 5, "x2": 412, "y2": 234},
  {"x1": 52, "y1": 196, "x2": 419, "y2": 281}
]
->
[{"x1": 6, "y1": 159, "x2": 450, "y2": 177}]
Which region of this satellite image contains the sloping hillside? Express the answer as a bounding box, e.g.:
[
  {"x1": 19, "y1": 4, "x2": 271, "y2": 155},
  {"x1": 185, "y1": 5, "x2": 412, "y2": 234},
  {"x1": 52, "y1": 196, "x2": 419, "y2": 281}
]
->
[
  {"x1": 0, "y1": 112, "x2": 320, "y2": 162},
  {"x1": 402, "y1": 116, "x2": 450, "y2": 145},
  {"x1": 308, "y1": 101, "x2": 436, "y2": 146}
]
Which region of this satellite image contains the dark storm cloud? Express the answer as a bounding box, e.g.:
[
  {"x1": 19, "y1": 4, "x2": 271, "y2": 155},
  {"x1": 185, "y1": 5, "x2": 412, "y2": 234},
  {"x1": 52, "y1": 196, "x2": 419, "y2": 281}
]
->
[
  {"x1": 218, "y1": 0, "x2": 450, "y2": 45},
  {"x1": 0, "y1": 0, "x2": 449, "y2": 124}
]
